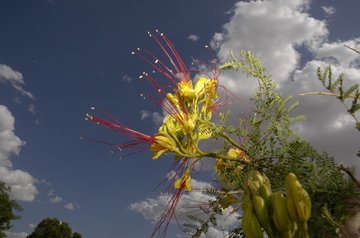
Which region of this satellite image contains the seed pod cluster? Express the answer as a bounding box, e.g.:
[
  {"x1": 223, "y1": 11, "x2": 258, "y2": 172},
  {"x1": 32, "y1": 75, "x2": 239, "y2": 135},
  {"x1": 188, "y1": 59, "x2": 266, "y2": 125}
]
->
[
  {"x1": 285, "y1": 173, "x2": 311, "y2": 238},
  {"x1": 241, "y1": 171, "x2": 311, "y2": 238}
]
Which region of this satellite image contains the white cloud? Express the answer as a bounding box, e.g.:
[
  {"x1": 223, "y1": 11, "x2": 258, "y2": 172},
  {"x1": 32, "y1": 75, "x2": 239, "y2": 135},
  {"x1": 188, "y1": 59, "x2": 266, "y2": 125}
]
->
[
  {"x1": 0, "y1": 105, "x2": 38, "y2": 201},
  {"x1": 0, "y1": 64, "x2": 35, "y2": 100},
  {"x1": 4, "y1": 231, "x2": 28, "y2": 238},
  {"x1": 315, "y1": 38, "x2": 360, "y2": 68},
  {"x1": 48, "y1": 189, "x2": 55, "y2": 196},
  {"x1": 129, "y1": 178, "x2": 239, "y2": 236},
  {"x1": 122, "y1": 74, "x2": 132, "y2": 82},
  {"x1": 206, "y1": 0, "x2": 360, "y2": 167},
  {"x1": 321, "y1": 6, "x2": 336, "y2": 16},
  {"x1": 28, "y1": 104, "x2": 36, "y2": 114},
  {"x1": 0, "y1": 167, "x2": 38, "y2": 201},
  {"x1": 50, "y1": 196, "x2": 63, "y2": 203},
  {"x1": 0, "y1": 106, "x2": 24, "y2": 167},
  {"x1": 64, "y1": 202, "x2": 80, "y2": 210},
  {"x1": 188, "y1": 34, "x2": 200, "y2": 42},
  {"x1": 140, "y1": 110, "x2": 164, "y2": 126},
  {"x1": 212, "y1": 0, "x2": 328, "y2": 89}
]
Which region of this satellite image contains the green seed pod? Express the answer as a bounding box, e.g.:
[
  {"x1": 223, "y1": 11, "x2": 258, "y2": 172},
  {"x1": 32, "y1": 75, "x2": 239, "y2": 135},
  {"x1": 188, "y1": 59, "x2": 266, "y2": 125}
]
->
[
  {"x1": 253, "y1": 195, "x2": 274, "y2": 238},
  {"x1": 242, "y1": 195, "x2": 264, "y2": 238},
  {"x1": 285, "y1": 173, "x2": 311, "y2": 223},
  {"x1": 244, "y1": 171, "x2": 265, "y2": 194},
  {"x1": 259, "y1": 184, "x2": 272, "y2": 206},
  {"x1": 270, "y1": 192, "x2": 294, "y2": 237}
]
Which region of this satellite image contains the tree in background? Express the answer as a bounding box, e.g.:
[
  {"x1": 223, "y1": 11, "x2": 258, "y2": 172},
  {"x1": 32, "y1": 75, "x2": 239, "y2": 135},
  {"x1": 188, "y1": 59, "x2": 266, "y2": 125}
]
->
[
  {"x1": 0, "y1": 181, "x2": 23, "y2": 238},
  {"x1": 26, "y1": 218, "x2": 82, "y2": 238}
]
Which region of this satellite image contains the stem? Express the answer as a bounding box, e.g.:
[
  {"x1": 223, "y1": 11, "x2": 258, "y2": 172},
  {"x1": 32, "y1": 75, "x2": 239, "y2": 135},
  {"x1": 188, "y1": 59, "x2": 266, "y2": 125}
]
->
[
  {"x1": 338, "y1": 163, "x2": 360, "y2": 187},
  {"x1": 199, "y1": 151, "x2": 250, "y2": 165},
  {"x1": 297, "y1": 222, "x2": 309, "y2": 238},
  {"x1": 188, "y1": 190, "x2": 244, "y2": 195},
  {"x1": 299, "y1": 92, "x2": 360, "y2": 99}
]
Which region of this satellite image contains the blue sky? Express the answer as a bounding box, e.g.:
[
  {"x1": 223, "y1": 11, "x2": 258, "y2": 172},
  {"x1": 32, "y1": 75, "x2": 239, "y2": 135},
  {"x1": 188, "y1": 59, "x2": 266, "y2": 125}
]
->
[{"x1": 1, "y1": 0, "x2": 360, "y2": 237}]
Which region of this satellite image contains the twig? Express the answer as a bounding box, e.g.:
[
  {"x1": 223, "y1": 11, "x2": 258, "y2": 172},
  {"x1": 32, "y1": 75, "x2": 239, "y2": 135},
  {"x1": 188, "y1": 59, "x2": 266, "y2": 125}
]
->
[
  {"x1": 188, "y1": 190, "x2": 244, "y2": 195},
  {"x1": 300, "y1": 92, "x2": 360, "y2": 99},
  {"x1": 344, "y1": 44, "x2": 360, "y2": 54},
  {"x1": 338, "y1": 163, "x2": 360, "y2": 187}
]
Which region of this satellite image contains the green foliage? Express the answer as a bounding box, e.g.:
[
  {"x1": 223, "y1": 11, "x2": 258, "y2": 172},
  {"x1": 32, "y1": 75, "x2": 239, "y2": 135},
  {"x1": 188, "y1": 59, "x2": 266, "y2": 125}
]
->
[
  {"x1": 26, "y1": 218, "x2": 82, "y2": 238},
  {"x1": 183, "y1": 200, "x2": 224, "y2": 238},
  {"x1": 184, "y1": 51, "x2": 359, "y2": 238},
  {"x1": 316, "y1": 65, "x2": 360, "y2": 131},
  {"x1": 0, "y1": 182, "x2": 23, "y2": 238}
]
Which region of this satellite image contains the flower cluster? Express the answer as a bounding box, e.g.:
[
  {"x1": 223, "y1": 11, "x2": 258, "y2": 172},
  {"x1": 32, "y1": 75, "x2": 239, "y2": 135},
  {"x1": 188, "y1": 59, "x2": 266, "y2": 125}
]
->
[{"x1": 84, "y1": 30, "x2": 233, "y2": 237}]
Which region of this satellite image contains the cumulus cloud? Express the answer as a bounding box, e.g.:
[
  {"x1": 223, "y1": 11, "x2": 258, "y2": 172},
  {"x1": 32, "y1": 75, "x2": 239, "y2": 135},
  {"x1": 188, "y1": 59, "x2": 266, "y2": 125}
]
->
[
  {"x1": 0, "y1": 64, "x2": 35, "y2": 100},
  {"x1": 0, "y1": 105, "x2": 38, "y2": 201},
  {"x1": 50, "y1": 196, "x2": 63, "y2": 203},
  {"x1": 122, "y1": 74, "x2": 132, "y2": 82},
  {"x1": 4, "y1": 231, "x2": 28, "y2": 238},
  {"x1": 28, "y1": 104, "x2": 36, "y2": 114},
  {"x1": 129, "y1": 178, "x2": 239, "y2": 236},
  {"x1": 321, "y1": 6, "x2": 336, "y2": 16},
  {"x1": 207, "y1": 0, "x2": 360, "y2": 167},
  {"x1": 64, "y1": 202, "x2": 80, "y2": 210},
  {"x1": 315, "y1": 38, "x2": 360, "y2": 68},
  {"x1": 188, "y1": 34, "x2": 200, "y2": 42},
  {"x1": 140, "y1": 110, "x2": 164, "y2": 126},
  {"x1": 0, "y1": 106, "x2": 24, "y2": 167}
]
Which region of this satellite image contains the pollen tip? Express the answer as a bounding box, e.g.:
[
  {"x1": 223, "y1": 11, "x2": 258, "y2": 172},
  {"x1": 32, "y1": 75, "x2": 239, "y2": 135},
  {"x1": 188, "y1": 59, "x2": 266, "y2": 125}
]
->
[
  {"x1": 91, "y1": 107, "x2": 95, "y2": 110},
  {"x1": 137, "y1": 48, "x2": 140, "y2": 51},
  {"x1": 205, "y1": 45, "x2": 209, "y2": 48},
  {"x1": 155, "y1": 59, "x2": 159, "y2": 64},
  {"x1": 80, "y1": 137, "x2": 83, "y2": 139},
  {"x1": 139, "y1": 75, "x2": 143, "y2": 79},
  {"x1": 131, "y1": 51, "x2": 135, "y2": 54}
]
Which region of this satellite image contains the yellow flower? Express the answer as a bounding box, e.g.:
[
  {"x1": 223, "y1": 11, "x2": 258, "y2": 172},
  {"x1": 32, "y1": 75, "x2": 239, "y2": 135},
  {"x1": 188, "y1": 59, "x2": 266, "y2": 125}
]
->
[
  {"x1": 205, "y1": 79, "x2": 218, "y2": 99},
  {"x1": 201, "y1": 98, "x2": 215, "y2": 120},
  {"x1": 227, "y1": 148, "x2": 246, "y2": 159},
  {"x1": 174, "y1": 171, "x2": 192, "y2": 191},
  {"x1": 197, "y1": 124, "x2": 212, "y2": 140},
  {"x1": 150, "y1": 135, "x2": 178, "y2": 160},
  {"x1": 214, "y1": 159, "x2": 228, "y2": 174},
  {"x1": 194, "y1": 77, "x2": 207, "y2": 97},
  {"x1": 178, "y1": 81, "x2": 195, "y2": 99}
]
